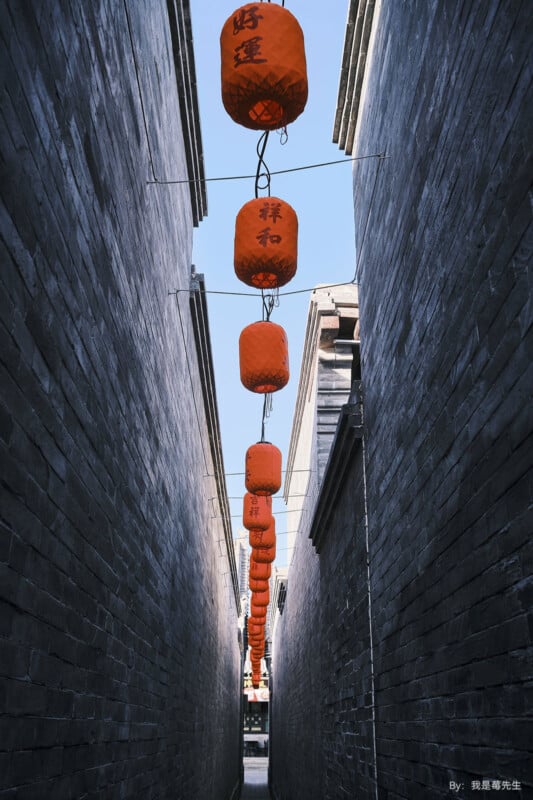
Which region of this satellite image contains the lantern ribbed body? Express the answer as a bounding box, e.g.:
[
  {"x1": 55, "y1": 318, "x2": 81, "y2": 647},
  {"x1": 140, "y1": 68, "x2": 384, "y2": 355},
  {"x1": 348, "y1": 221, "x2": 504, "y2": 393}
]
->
[
  {"x1": 243, "y1": 492, "x2": 272, "y2": 530},
  {"x1": 249, "y1": 575, "x2": 269, "y2": 592},
  {"x1": 220, "y1": 3, "x2": 308, "y2": 131},
  {"x1": 249, "y1": 518, "x2": 276, "y2": 549},
  {"x1": 239, "y1": 321, "x2": 289, "y2": 393},
  {"x1": 252, "y1": 587, "x2": 270, "y2": 607},
  {"x1": 249, "y1": 615, "x2": 266, "y2": 627},
  {"x1": 249, "y1": 557, "x2": 271, "y2": 581},
  {"x1": 245, "y1": 441, "x2": 282, "y2": 495},
  {"x1": 252, "y1": 541, "x2": 276, "y2": 563},
  {"x1": 250, "y1": 603, "x2": 267, "y2": 620},
  {"x1": 234, "y1": 197, "x2": 298, "y2": 288},
  {"x1": 248, "y1": 623, "x2": 264, "y2": 637}
]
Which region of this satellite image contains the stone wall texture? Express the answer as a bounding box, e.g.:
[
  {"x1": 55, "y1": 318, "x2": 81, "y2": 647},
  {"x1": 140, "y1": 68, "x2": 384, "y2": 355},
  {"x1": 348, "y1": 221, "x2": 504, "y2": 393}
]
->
[
  {"x1": 271, "y1": 2, "x2": 532, "y2": 798},
  {"x1": 0, "y1": 2, "x2": 241, "y2": 799}
]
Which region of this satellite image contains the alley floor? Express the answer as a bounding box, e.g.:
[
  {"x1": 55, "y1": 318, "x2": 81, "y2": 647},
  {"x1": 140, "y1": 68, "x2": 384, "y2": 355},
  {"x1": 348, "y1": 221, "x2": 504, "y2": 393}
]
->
[{"x1": 239, "y1": 758, "x2": 271, "y2": 800}]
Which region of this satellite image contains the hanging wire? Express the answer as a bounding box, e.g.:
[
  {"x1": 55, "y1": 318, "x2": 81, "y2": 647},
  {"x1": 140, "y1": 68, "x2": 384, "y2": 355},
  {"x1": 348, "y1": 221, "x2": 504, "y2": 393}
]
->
[
  {"x1": 260, "y1": 393, "x2": 273, "y2": 441},
  {"x1": 261, "y1": 289, "x2": 277, "y2": 321},
  {"x1": 255, "y1": 131, "x2": 271, "y2": 197},
  {"x1": 154, "y1": 153, "x2": 387, "y2": 186},
  {"x1": 147, "y1": 152, "x2": 386, "y2": 186}
]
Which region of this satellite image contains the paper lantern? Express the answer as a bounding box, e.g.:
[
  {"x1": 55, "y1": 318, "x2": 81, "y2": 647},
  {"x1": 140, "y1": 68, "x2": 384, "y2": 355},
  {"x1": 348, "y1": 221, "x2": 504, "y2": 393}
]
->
[
  {"x1": 249, "y1": 518, "x2": 276, "y2": 549},
  {"x1": 243, "y1": 492, "x2": 272, "y2": 530},
  {"x1": 253, "y1": 540, "x2": 276, "y2": 563},
  {"x1": 248, "y1": 620, "x2": 264, "y2": 635},
  {"x1": 250, "y1": 603, "x2": 267, "y2": 620},
  {"x1": 234, "y1": 197, "x2": 298, "y2": 288},
  {"x1": 252, "y1": 587, "x2": 270, "y2": 607},
  {"x1": 220, "y1": 3, "x2": 308, "y2": 131},
  {"x1": 249, "y1": 556, "x2": 271, "y2": 581},
  {"x1": 239, "y1": 321, "x2": 289, "y2": 393},
  {"x1": 245, "y1": 441, "x2": 282, "y2": 495},
  {"x1": 249, "y1": 576, "x2": 270, "y2": 592}
]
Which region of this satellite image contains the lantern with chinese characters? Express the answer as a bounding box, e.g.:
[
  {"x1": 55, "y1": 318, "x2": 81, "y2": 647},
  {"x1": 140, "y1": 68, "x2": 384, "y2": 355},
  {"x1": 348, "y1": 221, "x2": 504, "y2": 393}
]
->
[
  {"x1": 243, "y1": 492, "x2": 272, "y2": 530},
  {"x1": 249, "y1": 518, "x2": 276, "y2": 550},
  {"x1": 252, "y1": 587, "x2": 270, "y2": 607},
  {"x1": 239, "y1": 321, "x2": 289, "y2": 393},
  {"x1": 252, "y1": 540, "x2": 276, "y2": 564},
  {"x1": 245, "y1": 441, "x2": 282, "y2": 495},
  {"x1": 220, "y1": 3, "x2": 308, "y2": 131},
  {"x1": 249, "y1": 556, "x2": 271, "y2": 582},
  {"x1": 234, "y1": 197, "x2": 298, "y2": 288}
]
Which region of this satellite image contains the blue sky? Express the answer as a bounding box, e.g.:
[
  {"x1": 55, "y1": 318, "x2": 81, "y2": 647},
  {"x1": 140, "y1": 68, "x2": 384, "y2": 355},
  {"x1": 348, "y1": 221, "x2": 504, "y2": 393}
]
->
[{"x1": 190, "y1": 1, "x2": 356, "y2": 566}]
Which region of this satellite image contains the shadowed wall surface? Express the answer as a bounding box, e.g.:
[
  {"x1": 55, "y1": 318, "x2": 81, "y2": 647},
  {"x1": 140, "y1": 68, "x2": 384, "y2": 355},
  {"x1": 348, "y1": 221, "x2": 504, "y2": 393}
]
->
[{"x1": 0, "y1": 3, "x2": 240, "y2": 798}]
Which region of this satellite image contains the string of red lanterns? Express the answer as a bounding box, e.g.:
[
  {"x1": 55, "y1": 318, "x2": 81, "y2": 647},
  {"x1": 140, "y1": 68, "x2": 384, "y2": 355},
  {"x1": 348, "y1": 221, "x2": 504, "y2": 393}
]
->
[{"x1": 220, "y1": 0, "x2": 308, "y2": 688}]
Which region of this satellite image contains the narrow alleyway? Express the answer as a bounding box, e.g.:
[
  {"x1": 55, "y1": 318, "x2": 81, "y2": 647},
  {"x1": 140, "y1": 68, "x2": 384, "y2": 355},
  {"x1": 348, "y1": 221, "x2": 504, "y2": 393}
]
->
[{"x1": 239, "y1": 758, "x2": 271, "y2": 800}]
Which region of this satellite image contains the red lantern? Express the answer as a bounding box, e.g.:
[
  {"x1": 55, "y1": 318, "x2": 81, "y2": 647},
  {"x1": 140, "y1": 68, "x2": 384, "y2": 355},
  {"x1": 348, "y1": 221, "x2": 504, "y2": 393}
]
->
[
  {"x1": 249, "y1": 518, "x2": 276, "y2": 550},
  {"x1": 253, "y1": 541, "x2": 276, "y2": 564},
  {"x1": 249, "y1": 550, "x2": 272, "y2": 580},
  {"x1": 250, "y1": 603, "x2": 267, "y2": 621},
  {"x1": 234, "y1": 197, "x2": 298, "y2": 289},
  {"x1": 249, "y1": 557, "x2": 271, "y2": 581},
  {"x1": 220, "y1": 3, "x2": 308, "y2": 131},
  {"x1": 249, "y1": 576, "x2": 269, "y2": 593},
  {"x1": 239, "y1": 321, "x2": 289, "y2": 393},
  {"x1": 248, "y1": 619, "x2": 264, "y2": 635},
  {"x1": 245, "y1": 442, "x2": 282, "y2": 495},
  {"x1": 252, "y1": 587, "x2": 270, "y2": 607},
  {"x1": 243, "y1": 492, "x2": 272, "y2": 530}
]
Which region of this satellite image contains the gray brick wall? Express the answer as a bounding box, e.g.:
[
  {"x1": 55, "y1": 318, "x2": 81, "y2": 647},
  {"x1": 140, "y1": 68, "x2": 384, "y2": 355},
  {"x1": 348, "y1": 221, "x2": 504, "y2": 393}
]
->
[
  {"x1": 0, "y1": 2, "x2": 240, "y2": 798},
  {"x1": 354, "y1": 2, "x2": 531, "y2": 795},
  {"x1": 271, "y1": 1, "x2": 532, "y2": 798}
]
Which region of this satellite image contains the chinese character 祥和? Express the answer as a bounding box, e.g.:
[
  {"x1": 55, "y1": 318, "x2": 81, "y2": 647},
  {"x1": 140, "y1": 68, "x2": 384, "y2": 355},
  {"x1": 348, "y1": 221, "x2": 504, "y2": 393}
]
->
[
  {"x1": 233, "y1": 6, "x2": 263, "y2": 35},
  {"x1": 234, "y1": 37, "x2": 267, "y2": 67}
]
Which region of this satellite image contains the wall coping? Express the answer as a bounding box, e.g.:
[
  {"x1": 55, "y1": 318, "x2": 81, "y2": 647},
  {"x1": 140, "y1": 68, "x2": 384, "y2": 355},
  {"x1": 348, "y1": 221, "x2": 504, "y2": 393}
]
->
[
  {"x1": 332, "y1": 0, "x2": 377, "y2": 155},
  {"x1": 166, "y1": 0, "x2": 207, "y2": 225}
]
